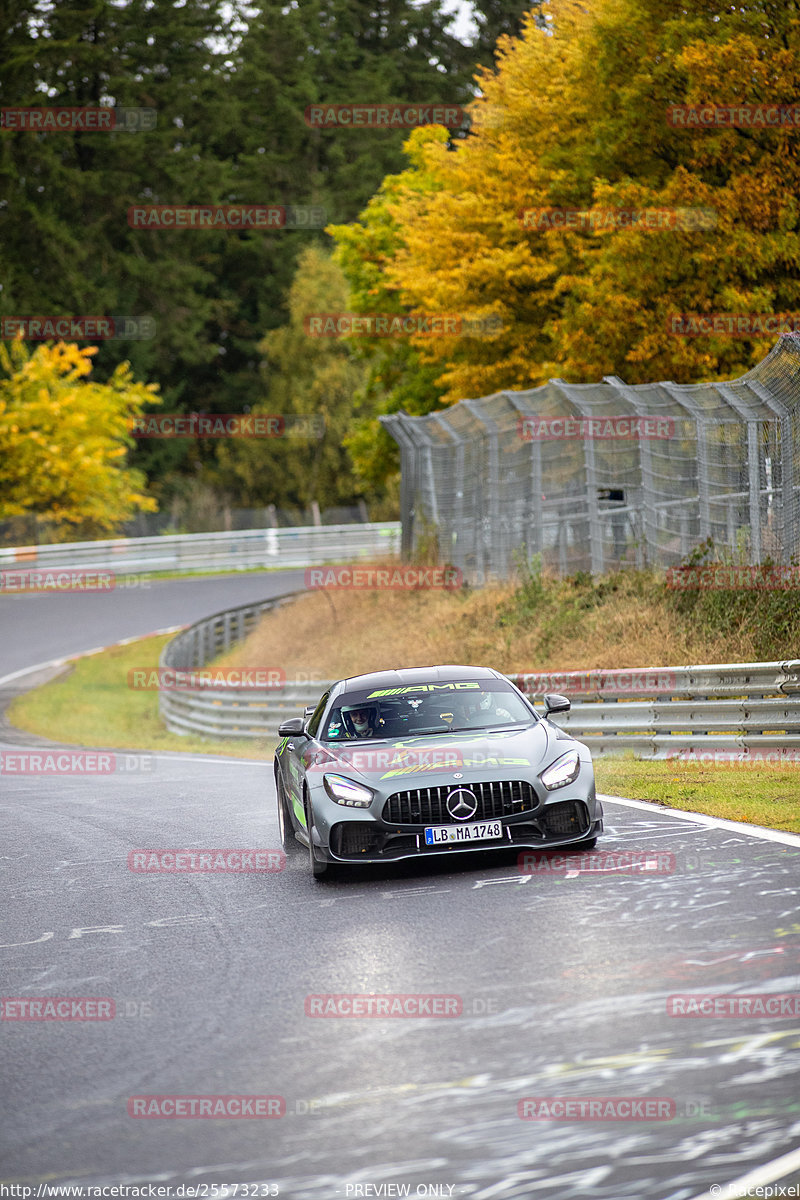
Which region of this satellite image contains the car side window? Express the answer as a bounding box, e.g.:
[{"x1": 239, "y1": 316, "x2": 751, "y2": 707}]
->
[{"x1": 306, "y1": 692, "x2": 330, "y2": 738}]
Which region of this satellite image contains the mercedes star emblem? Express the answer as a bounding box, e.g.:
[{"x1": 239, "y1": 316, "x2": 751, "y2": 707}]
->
[{"x1": 446, "y1": 787, "x2": 478, "y2": 821}]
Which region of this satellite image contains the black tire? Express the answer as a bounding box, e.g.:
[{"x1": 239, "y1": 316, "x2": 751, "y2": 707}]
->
[
  {"x1": 276, "y1": 775, "x2": 300, "y2": 856},
  {"x1": 304, "y1": 794, "x2": 328, "y2": 879}
]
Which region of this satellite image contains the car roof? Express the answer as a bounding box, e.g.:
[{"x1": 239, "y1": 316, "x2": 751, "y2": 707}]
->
[{"x1": 334, "y1": 665, "x2": 502, "y2": 694}]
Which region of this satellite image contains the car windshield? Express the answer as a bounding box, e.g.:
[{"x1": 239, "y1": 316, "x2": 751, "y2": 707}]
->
[{"x1": 320, "y1": 680, "x2": 534, "y2": 741}]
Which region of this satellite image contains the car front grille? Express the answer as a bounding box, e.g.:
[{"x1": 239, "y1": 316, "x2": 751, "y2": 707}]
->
[{"x1": 382, "y1": 779, "x2": 538, "y2": 826}]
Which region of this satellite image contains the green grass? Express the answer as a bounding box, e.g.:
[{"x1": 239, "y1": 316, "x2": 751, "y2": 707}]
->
[
  {"x1": 8, "y1": 633, "x2": 274, "y2": 761},
  {"x1": 595, "y1": 754, "x2": 800, "y2": 833}
]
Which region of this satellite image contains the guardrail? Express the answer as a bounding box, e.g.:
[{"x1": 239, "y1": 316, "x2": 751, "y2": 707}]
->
[
  {"x1": 157, "y1": 596, "x2": 800, "y2": 758},
  {"x1": 0, "y1": 522, "x2": 401, "y2": 578}
]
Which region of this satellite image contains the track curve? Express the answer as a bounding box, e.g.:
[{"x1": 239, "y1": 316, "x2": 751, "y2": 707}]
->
[{"x1": 1, "y1": 573, "x2": 799, "y2": 1199}]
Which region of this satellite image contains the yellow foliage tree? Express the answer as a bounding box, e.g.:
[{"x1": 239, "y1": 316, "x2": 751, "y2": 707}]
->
[
  {"x1": 0, "y1": 339, "x2": 159, "y2": 539},
  {"x1": 365, "y1": 0, "x2": 800, "y2": 400}
]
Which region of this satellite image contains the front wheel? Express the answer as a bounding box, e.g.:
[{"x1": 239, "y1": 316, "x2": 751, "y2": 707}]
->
[
  {"x1": 305, "y1": 795, "x2": 328, "y2": 879},
  {"x1": 276, "y1": 775, "x2": 300, "y2": 856}
]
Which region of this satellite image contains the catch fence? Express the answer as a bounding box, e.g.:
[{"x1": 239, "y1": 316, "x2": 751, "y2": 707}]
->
[{"x1": 381, "y1": 335, "x2": 800, "y2": 581}]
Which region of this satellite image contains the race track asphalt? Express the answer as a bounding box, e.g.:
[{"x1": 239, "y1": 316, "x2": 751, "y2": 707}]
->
[{"x1": 1, "y1": 572, "x2": 799, "y2": 1199}]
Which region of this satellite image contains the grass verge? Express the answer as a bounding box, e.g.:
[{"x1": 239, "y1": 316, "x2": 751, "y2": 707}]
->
[
  {"x1": 594, "y1": 755, "x2": 800, "y2": 834},
  {"x1": 8, "y1": 633, "x2": 274, "y2": 761}
]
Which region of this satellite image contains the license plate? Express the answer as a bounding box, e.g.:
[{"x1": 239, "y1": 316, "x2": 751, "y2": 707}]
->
[{"x1": 424, "y1": 820, "x2": 504, "y2": 845}]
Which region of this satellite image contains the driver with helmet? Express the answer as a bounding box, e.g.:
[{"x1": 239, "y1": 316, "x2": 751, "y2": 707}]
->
[
  {"x1": 471, "y1": 690, "x2": 514, "y2": 723},
  {"x1": 341, "y1": 702, "x2": 379, "y2": 738}
]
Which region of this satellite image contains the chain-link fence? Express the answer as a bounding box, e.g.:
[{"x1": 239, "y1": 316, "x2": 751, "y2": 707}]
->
[{"x1": 381, "y1": 334, "x2": 800, "y2": 580}]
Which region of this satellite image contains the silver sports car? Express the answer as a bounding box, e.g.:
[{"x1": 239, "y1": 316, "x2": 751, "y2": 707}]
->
[{"x1": 274, "y1": 664, "x2": 602, "y2": 878}]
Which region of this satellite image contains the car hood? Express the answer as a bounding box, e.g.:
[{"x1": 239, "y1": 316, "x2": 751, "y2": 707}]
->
[{"x1": 303, "y1": 723, "x2": 576, "y2": 789}]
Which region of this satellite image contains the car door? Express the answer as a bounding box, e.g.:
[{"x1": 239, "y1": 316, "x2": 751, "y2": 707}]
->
[{"x1": 281, "y1": 690, "x2": 330, "y2": 832}]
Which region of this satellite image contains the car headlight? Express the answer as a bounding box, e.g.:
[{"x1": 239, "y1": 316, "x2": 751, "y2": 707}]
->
[
  {"x1": 540, "y1": 749, "x2": 581, "y2": 790},
  {"x1": 323, "y1": 773, "x2": 374, "y2": 808}
]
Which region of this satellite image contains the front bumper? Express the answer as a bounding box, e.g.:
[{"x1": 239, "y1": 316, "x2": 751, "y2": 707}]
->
[{"x1": 308, "y1": 766, "x2": 602, "y2": 865}]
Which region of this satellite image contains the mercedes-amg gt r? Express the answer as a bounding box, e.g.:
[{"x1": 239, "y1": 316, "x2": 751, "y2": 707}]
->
[{"x1": 274, "y1": 665, "x2": 602, "y2": 878}]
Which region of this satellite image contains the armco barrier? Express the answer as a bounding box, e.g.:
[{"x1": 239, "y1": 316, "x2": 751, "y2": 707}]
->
[
  {"x1": 157, "y1": 598, "x2": 800, "y2": 757},
  {"x1": 0, "y1": 522, "x2": 400, "y2": 578}
]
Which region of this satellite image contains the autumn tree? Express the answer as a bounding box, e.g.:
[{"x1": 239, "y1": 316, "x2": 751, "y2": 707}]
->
[
  {"x1": 0, "y1": 340, "x2": 158, "y2": 538},
  {"x1": 334, "y1": 0, "x2": 800, "y2": 418}
]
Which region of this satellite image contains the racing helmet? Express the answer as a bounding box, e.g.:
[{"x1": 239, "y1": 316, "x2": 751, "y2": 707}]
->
[{"x1": 341, "y1": 702, "x2": 378, "y2": 737}]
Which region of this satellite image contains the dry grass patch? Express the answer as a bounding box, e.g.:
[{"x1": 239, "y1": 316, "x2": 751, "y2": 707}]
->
[{"x1": 217, "y1": 562, "x2": 795, "y2": 679}]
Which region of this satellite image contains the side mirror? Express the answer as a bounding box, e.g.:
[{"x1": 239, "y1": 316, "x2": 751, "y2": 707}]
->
[
  {"x1": 544, "y1": 693, "x2": 571, "y2": 715},
  {"x1": 278, "y1": 717, "x2": 307, "y2": 737}
]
